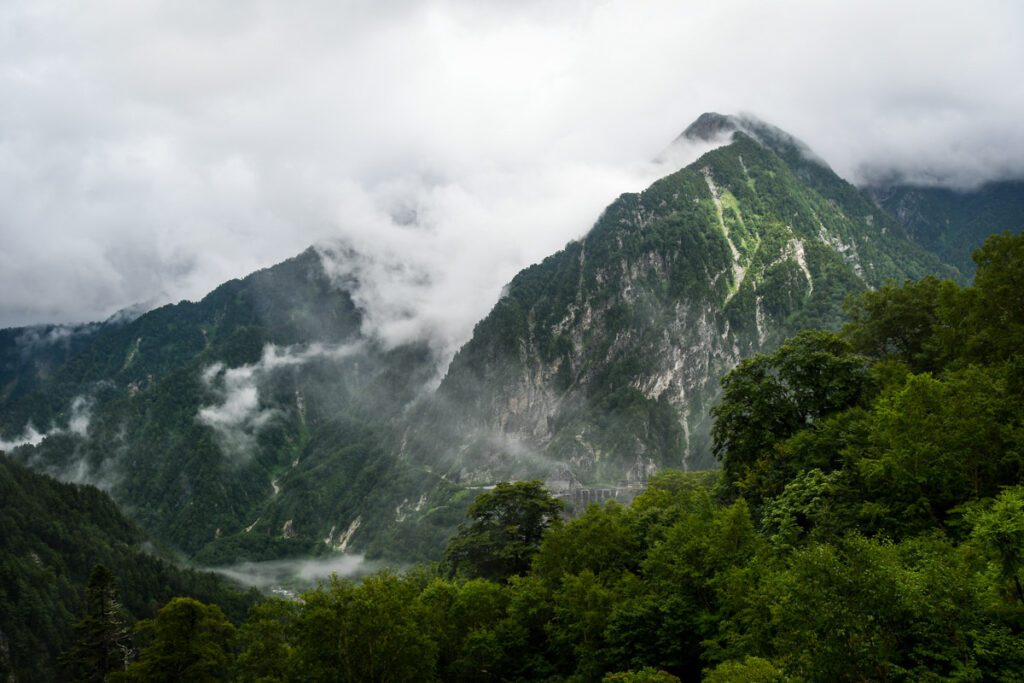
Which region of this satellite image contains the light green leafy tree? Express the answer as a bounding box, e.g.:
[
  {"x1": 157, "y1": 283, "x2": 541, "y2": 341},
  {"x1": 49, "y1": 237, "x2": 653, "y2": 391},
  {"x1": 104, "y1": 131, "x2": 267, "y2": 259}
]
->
[{"x1": 969, "y1": 486, "x2": 1024, "y2": 604}]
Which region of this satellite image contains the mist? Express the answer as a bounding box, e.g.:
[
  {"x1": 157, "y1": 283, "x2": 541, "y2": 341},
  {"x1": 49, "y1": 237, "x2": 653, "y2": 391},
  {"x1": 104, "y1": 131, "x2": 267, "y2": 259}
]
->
[
  {"x1": 0, "y1": 395, "x2": 92, "y2": 452},
  {"x1": 0, "y1": 395, "x2": 122, "y2": 490},
  {"x1": 197, "y1": 341, "x2": 364, "y2": 462},
  {"x1": 2, "y1": 0, "x2": 1022, "y2": 359},
  {"x1": 209, "y1": 554, "x2": 379, "y2": 591}
]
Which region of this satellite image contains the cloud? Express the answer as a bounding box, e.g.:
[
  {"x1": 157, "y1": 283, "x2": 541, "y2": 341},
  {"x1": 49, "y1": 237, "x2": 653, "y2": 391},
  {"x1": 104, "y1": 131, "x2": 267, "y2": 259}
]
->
[
  {"x1": 0, "y1": 423, "x2": 46, "y2": 452},
  {"x1": 314, "y1": 134, "x2": 726, "y2": 354},
  {"x1": 14, "y1": 323, "x2": 98, "y2": 350},
  {"x1": 197, "y1": 342, "x2": 363, "y2": 461},
  {"x1": 0, "y1": 394, "x2": 92, "y2": 451},
  {"x1": 1, "y1": 0, "x2": 1022, "y2": 346},
  {"x1": 208, "y1": 553, "x2": 378, "y2": 591},
  {"x1": 0, "y1": 395, "x2": 119, "y2": 489}
]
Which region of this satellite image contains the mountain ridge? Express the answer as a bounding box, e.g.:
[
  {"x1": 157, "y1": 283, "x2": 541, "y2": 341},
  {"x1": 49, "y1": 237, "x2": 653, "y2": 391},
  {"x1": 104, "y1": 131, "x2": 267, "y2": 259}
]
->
[{"x1": 395, "y1": 127, "x2": 953, "y2": 495}]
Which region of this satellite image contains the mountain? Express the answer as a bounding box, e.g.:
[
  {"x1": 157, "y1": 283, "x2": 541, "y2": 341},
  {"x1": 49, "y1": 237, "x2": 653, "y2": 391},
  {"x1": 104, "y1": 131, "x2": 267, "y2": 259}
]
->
[
  {"x1": 0, "y1": 113, "x2": 969, "y2": 566},
  {"x1": 395, "y1": 114, "x2": 954, "y2": 493},
  {"x1": 866, "y1": 180, "x2": 1024, "y2": 276},
  {"x1": 0, "y1": 454, "x2": 254, "y2": 682},
  {"x1": 0, "y1": 248, "x2": 441, "y2": 562}
]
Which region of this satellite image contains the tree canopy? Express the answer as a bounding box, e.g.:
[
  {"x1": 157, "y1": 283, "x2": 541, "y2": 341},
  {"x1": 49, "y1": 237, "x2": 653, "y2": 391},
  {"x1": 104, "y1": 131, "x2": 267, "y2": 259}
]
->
[{"x1": 443, "y1": 480, "x2": 564, "y2": 582}]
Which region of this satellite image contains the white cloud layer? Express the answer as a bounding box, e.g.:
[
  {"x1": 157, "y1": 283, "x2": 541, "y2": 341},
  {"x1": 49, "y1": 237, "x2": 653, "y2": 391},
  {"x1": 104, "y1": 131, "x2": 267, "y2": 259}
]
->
[
  {"x1": 2, "y1": 0, "x2": 1022, "y2": 348},
  {"x1": 209, "y1": 553, "x2": 376, "y2": 591}
]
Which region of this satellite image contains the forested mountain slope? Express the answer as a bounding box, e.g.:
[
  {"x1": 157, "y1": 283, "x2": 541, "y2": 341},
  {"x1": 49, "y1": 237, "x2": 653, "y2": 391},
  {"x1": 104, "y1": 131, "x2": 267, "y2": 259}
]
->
[
  {"x1": 112, "y1": 231, "x2": 1024, "y2": 683},
  {"x1": 0, "y1": 249, "x2": 440, "y2": 562},
  {"x1": 0, "y1": 455, "x2": 254, "y2": 682},
  {"x1": 867, "y1": 179, "x2": 1024, "y2": 276}
]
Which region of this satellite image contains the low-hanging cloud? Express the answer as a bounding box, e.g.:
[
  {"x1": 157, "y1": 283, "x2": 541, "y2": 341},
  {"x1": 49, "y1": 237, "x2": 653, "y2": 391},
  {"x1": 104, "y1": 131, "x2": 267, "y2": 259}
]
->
[
  {"x1": 314, "y1": 134, "x2": 728, "y2": 354},
  {"x1": 209, "y1": 553, "x2": 378, "y2": 591},
  {"x1": 0, "y1": 395, "x2": 120, "y2": 490},
  {"x1": 0, "y1": 394, "x2": 92, "y2": 452},
  {"x1": 197, "y1": 342, "x2": 363, "y2": 461},
  {"x1": 2, "y1": 0, "x2": 1022, "y2": 350}
]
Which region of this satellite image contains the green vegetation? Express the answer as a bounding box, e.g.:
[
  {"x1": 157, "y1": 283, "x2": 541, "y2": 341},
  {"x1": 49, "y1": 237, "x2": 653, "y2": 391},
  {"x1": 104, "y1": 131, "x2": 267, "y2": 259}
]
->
[
  {"x1": 60, "y1": 565, "x2": 133, "y2": 682},
  {"x1": 870, "y1": 180, "x2": 1024, "y2": 277},
  {"x1": 444, "y1": 481, "x2": 564, "y2": 581},
  {"x1": 431, "y1": 128, "x2": 955, "y2": 494},
  {"x1": 112, "y1": 598, "x2": 236, "y2": 682},
  {"x1": 55, "y1": 231, "x2": 1022, "y2": 682},
  {"x1": 0, "y1": 455, "x2": 255, "y2": 682},
  {"x1": 0, "y1": 248, "x2": 442, "y2": 563}
]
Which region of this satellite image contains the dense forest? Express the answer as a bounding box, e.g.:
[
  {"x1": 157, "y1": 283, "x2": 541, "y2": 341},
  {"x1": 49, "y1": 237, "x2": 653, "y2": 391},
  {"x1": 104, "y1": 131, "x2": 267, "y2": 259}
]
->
[
  {"x1": 0, "y1": 453, "x2": 257, "y2": 681},
  {"x1": 42, "y1": 230, "x2": 1023, "y2": 681}
]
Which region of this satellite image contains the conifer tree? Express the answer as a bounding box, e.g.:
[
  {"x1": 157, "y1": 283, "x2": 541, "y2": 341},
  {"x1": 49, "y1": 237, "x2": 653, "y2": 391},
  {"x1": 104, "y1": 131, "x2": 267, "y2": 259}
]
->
[{"x1": 61, "y1": 565, "x2": 133, "y2": 682}]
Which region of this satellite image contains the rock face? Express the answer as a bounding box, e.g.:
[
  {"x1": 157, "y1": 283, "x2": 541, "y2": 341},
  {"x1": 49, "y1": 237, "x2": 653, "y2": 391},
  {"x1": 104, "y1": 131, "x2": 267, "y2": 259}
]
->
[{"x1": 403, "y1": 118, "x2": 951, "y2": 488}]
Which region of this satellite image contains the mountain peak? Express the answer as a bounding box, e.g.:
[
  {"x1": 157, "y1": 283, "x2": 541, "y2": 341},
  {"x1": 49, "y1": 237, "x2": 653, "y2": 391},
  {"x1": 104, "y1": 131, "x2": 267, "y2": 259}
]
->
[
  {"x1": 680, "y1": 112, "x2": 743, "y2": 142},
  {"x1": 677, "y1": 111, "x2": 830, "y2": 173}
]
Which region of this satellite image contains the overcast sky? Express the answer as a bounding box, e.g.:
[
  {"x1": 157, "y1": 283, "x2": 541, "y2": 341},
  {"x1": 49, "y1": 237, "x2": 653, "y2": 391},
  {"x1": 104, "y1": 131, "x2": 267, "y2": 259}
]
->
[{"x1": 2, "y1": 1, "x2": 1023, "y2": 352}]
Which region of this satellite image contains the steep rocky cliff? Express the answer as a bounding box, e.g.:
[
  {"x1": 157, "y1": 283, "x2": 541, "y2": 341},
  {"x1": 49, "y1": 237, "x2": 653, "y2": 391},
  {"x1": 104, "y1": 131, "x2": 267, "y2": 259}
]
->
[{"x1": 402, "y1": 116, "x2": 952, "y2": 489}]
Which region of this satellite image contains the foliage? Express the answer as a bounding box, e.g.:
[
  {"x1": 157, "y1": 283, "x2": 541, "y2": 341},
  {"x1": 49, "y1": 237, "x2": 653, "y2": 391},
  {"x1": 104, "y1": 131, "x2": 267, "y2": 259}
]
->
[
  {"x1": 112, "y1": 597, "x2": 235, "y2": 683},
  {"x1": 444, "y1": 481, "x2": 564, "y2": 582},
  {"x1": 4, "y1": 136, "x2": 1024, "y2": 681},
  {"x1": 50, "y1": 232, "x2": 1024, "y2": 682},
  {"x1": 870, "y1": 180, "x2": 1024, "y2": 277},
  {"x1": 968, "y1": 487, "x2": 1024, "y2": 604},
  {"x1": 712, "y1": 330, "x2": 872, "y2": 501},
  {"x1": 60, "y1": 565, "x2": 133, "y2": 682},
  {"x1": 603, "y1": 667, "x2": 681, "y2": 682},
  {"x1": 0, "y1": 248, "x2": 442, "y2": 564},
  {"x1": 0, "y1": 455, "x2": 254, "y2": 682},
  {"x1": 703, "y1": 657, "x2": 785, "y2": 683}
]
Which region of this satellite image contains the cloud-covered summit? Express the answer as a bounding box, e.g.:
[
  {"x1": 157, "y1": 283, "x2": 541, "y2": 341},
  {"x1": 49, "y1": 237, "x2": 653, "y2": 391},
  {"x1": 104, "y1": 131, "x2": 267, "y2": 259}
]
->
[{"x1": 2, "y1": 0, "x2": 1022, "y2": 350}]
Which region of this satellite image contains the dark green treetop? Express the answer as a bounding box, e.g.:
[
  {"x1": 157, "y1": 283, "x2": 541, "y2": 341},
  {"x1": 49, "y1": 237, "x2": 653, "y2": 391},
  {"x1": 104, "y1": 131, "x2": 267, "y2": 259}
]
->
[
  {"x1": 444, "y1": 480, "x2": 563, "y2": 582},
  {"x1": 61, "y1": 565, "x2": 132, "y2": 682}
]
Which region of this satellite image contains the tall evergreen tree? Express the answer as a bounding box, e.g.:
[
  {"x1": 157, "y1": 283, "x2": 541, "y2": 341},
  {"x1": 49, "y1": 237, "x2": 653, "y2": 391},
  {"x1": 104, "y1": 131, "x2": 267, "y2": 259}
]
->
[
  {"x1": 111, "y1": 597, "x2": 234, "y2": 683},
  {"x1": 61, "y1": 565, "x2": 133, "y2": 682}
]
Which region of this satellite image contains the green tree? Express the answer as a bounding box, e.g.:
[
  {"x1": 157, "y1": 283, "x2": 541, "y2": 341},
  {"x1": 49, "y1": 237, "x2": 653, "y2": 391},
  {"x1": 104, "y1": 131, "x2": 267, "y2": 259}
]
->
[
  {"x1": 112, "y1": 597, "x2": 235, "y2": 682},
  {"x1": 703, "y1": 657, "x2": 785, "y2": 683},
  {"x1": 547, "y1": 570, "x2": 617, "y2": 679},
  {"x1": 289, "y1": 572, "x2": 437, "y2": 682},
  {"x1": 857, "y1": 366, "x2": 1019, "y2": 531},
  {"x1": 969, "y1": 487, "x2": 1024, "y2": 604},
  {"x1": 712, "y1": 330, "x2": 871, "y2": 500},
  {"x1": 965, "y1": 231, "x2": 1024, "y2": 362},
  {"x1": 532, "y1": 501, "x2": 640, "y2": 585},
  {"x1": 418, "y1": 577, "x2": 510, "y2": 681},
  {"x1": 444, "y1": 481, "x2": 563, "y2": 582},
  {"x1": 61, "y1": 565, "x2": 133, "y2": 682},
  {"x1": 724, "y1": 535, "x2": 989, "y2": 681},
  {"x1": 603, "y1": 667, "x2": 681, "y2": 682},
  {"x1": 232, "y1": 598, "x2": 296, "y2": 683},
  {"x1": 842, "y1": 275, "x2": 955, "y2": 372},
  {"x1": 759, "y1": 468, "x2": 850, "y2": 549}
]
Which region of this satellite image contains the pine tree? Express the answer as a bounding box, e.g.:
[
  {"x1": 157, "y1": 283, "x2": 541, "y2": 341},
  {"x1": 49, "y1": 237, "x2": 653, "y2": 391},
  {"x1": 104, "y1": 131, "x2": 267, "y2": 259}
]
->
[
  {"x1": 112, "y1": 597, "x2": 235, "y2": 682},
  {"x1": 61, "y1": 565, "x2": 133, "y2": 682}
]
